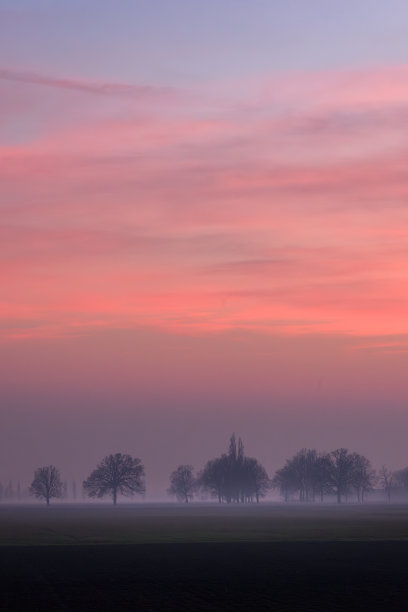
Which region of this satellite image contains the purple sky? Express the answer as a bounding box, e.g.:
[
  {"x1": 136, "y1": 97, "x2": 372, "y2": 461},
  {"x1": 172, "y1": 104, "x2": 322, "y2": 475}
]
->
[{"x1": 1, "y1": 1, "x2": 408, "y2": 499}]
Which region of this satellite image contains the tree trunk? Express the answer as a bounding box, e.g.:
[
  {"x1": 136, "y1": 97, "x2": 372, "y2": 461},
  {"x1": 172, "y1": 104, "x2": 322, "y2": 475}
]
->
[
  {"x1": 337, "y1": 489, "x2": 341, "y2": 504},
  {"x1": 113, "y1": 489, "x2": 117, "y2": 505}
]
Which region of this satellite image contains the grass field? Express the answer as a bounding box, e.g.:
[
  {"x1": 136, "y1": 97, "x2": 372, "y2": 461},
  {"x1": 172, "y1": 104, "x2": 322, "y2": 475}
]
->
[
  {"x1": 1, "y1": 502, "x2": 408, "y2": 545},
  {"x1": 2, "y1": 503, "x2": 408, "y2": 610}
]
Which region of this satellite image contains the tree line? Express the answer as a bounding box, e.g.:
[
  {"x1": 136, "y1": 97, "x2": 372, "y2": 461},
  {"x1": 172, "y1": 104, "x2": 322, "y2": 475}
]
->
[
  {"x1": 169, "y1": 442, "x2": 408, "y2": 505},
  {"x1": 271, "y1": 449, "x2": 408, "y2": 504},
  {"x1": 8, "y1": 435, "x2": 408, "y2": 505},
  {"x1": 0, "y1": 478, "x2": 78, "y2": 502},
  {"x1": 272, "y1": 448, "x2": 375, "y2": 504},
  {"x1": 170, "y1": 434, "x2": 269, "y2": 504}
]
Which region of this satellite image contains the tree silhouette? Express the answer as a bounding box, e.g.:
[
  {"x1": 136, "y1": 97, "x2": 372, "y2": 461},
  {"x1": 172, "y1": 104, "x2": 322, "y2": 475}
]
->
[
  {"x1": 379, "y1": 466, "x2": 395, "y2": 503},
  {"x1": 273, "y1": 448, "x2": 375, "y2": 503},
  {"x1": 272, "y1": 449, "x2": 332, "y2": 502},
  {"x1": 327, "y1": 448, "x2": 357, "y2": 504},
  {"x1": 199, "y1": 435, "x2": 269, "y2": 503},
  {"x1": 272, "y1": 462, "x2": 298, "y2": 502},
  {"x1": 199, "y1": 455, "x2": 229, "y2": 503},
  {"x1": 394, "y1": 466, "x2": 408, "y2": 493},
  {"x1": 351, "y1": 453, "x2": 376, "y2": 503},
  {"x1": 5, "y1": 481, "x2": 14, "y2": 501},
  {"x1": 241, "y1": 457, "x2": 270, "y2": 503},
  {"x1": 168, "y1": 465, "x2": 196, "y2": 503},
  {"x1": 83, "y1": 453, "x2": 145, "y2": 505},
  {"x1": 30, "y1": 465, "x2": 62, "y2": 505}
]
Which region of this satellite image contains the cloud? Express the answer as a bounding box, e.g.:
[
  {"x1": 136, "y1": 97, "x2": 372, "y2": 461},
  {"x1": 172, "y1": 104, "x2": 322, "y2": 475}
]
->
[
  {"x1": 2, "y1": 64, "x2": 408, "y2": 340},
  {"x1": 0, "y1": 67, "x2": 172, "y2": 99}
]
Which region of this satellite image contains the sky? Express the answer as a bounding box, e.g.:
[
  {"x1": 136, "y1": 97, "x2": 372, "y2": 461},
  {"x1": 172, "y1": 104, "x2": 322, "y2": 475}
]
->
[{"x1": 1, "y1": 1, "x2": 408, "y2": 499}]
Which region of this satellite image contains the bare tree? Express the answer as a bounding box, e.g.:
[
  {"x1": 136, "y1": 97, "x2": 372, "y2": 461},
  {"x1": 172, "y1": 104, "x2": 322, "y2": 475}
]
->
[
  {"x1": 290, "y1": 449, "x2": 324, "y2": 502},
  {"x1": 241, "y1": 457, "x2": 270, "y2": 503},
  {"x1": 327, "y1": 448, "x2": 356, "y2": 504},
  {"x1": 30, "y1": 465, "x2": 62, "y2": 505},
  {"x1": 379, "y1": 466, "x2": 395, "y2": 503},
  {"x1": 394, "y1": 467, "x2": 408, "y2": 494},
  {"x1": 273, "y1": 448, "x2": 376, "y2": 504},
  {"x1": 272, "y1": 450, "x2": 332, "y2": 503},
  {"x1": 314, "y1": 454, "x2": 333, "y2": 502},
  {"x1": 83, "y1": 453, "x2": 145, "y2": 505},
  {"x1": 272, "y1": 463, "x2": 298, "y2": 502},
  {"x1": 351, "y1": 453, "x2": 376, "y2": 503},
  {"x1": 199, "y1": 455, "x2": 229, "y2": 503},
  {"x1": 168, "y1": 465, "x2": 196, "y2": 503},
  {"x1": 5, "y1": 481, "x2": 14, "y2": 501}
]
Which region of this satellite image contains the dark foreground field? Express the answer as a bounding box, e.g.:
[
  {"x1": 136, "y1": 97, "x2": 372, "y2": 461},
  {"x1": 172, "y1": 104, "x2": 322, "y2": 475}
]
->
[{"x1": 1, "y1": 504, "x2": 408, "y2": 611}]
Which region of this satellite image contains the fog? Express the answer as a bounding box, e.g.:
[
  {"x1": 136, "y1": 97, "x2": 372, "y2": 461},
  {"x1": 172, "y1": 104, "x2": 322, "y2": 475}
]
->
[{"x1": 1, "y1": 328, "x2": 407, "y2": 502}]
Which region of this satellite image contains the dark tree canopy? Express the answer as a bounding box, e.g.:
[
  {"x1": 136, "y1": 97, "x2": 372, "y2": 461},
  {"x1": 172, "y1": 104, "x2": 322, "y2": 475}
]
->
[
  {"x1": 199, "y1": 434, "x2": 270, "y2": 503},
  {"x1": 168, "y1": 465, "x2": 196, "y2": 503},
  {"x1": 272, "y1": 448, "x2": 375, "y2": 504},
  {"x1": 29, "y1": 465, "x2": 62, "y2": 505},
  {"x1": 241, "y1": 456, "x2": 270, "y2": 503},
  {"x1": 199, "y1": 455, "x2": 229, "y2": 503},
  {"x1": 272, "y1": 449, "x2": 332, "y2": 503},
  {"x1": 327, "y1": 448, "x2": 359, "y2": 504},
  {"x1": 83, "y1": 453, "x2": 145, "y2": 505}
]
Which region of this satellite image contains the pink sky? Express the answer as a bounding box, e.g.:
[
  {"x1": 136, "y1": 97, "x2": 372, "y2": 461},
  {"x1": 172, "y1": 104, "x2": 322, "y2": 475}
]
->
[
  {"x1": 2, "y1": 65, "x2": 408, "y2": 344},
  {"x1": 2, "y1": 3, "x2": 408, "y2": 495}
]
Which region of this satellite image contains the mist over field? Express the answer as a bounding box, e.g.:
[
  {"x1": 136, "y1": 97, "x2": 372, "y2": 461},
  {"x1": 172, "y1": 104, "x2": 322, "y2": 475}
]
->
[{"x1": 2, "y1": 327, "x2": 408, "y2": 501}]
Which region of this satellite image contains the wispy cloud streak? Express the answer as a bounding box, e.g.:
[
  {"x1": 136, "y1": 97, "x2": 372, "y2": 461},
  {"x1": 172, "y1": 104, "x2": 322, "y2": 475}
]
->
[
  {"x1": 2, "y1": 64, "x2": 408, "y2": 344},
  {"x1": 0, "y1": 67, "x2": 171, "y2": 98}
]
